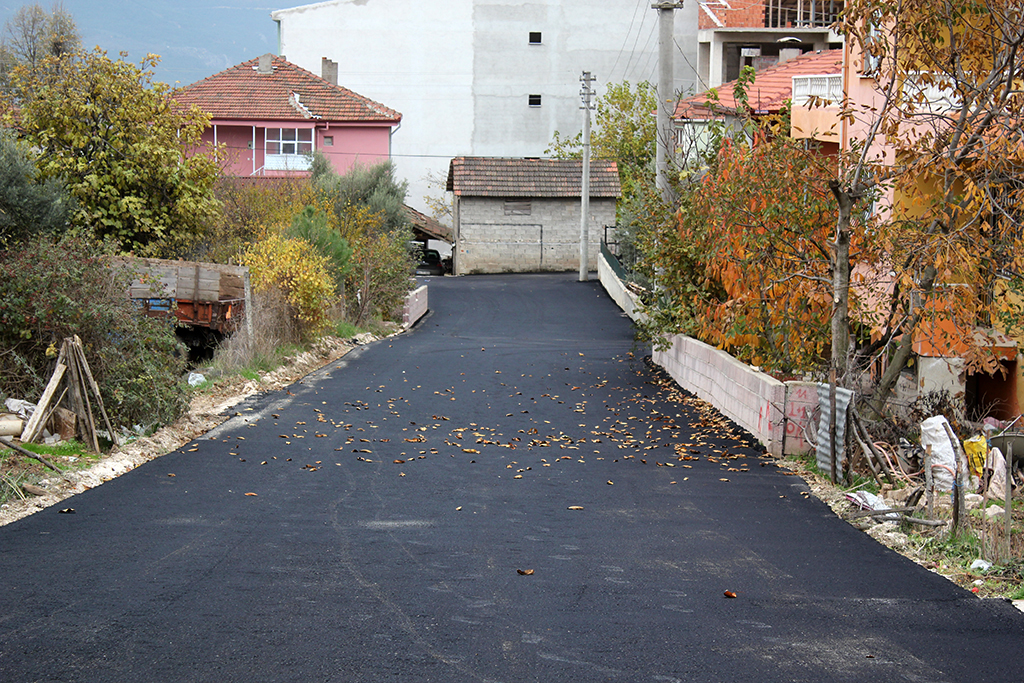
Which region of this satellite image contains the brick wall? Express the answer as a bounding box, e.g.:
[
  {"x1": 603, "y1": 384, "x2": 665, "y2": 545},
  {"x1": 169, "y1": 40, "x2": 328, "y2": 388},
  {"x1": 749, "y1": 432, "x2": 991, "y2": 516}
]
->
[
  {"x1": 698, "y1": 0, "x2": 765, "y2": 30},
  {"x1": 455, "y1": 197, "x2": 615, "y2": 274}
]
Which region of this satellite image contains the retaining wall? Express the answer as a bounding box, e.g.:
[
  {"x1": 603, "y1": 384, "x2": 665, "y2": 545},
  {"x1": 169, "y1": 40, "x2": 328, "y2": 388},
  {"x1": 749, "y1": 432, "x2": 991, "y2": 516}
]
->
[
  {"x1": 403, "y1": 285, "x2": 428, "y2": 327},
  {"x1": 597, "y1": 251, "x2": 814, "y2": 456}
]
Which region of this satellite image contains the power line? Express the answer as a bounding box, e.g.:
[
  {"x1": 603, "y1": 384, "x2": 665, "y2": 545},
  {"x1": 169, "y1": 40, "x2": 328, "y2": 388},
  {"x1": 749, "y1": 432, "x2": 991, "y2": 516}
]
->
[
  {"x1": 608, "y1": 0, "x2": 647, "y2": 82},
  {"x1": 621, "y1": 3, "x2": 656, "y2": 79}
]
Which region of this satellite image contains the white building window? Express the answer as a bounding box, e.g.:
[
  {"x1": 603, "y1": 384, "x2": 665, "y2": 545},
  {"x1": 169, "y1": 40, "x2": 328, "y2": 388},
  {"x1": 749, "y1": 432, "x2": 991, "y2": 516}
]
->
[{"x1": 265, "y1": 128, "x2": 314, "y2": 170}]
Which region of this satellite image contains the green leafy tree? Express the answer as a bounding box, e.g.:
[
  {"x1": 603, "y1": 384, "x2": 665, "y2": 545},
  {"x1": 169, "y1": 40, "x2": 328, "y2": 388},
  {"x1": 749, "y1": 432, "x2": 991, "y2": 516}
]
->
[
  {"x1": 3, "y1": 48, "x2": 222, "y2": 255},
  {"x1": 547, "y1": 80, "x2": 657, "y2": 198},
  {"x1": 312, "y1": 155, "x2": 410, "y2": 233},
  {"x1": 309, "y1": 157, "x2": 414, "y2": 325},
  {"x1": 286, "y1": 205, "x2": 353, "y2": 291},
  {"x1": 0, "y1": 131, "x2": 72, "y2": 245}
]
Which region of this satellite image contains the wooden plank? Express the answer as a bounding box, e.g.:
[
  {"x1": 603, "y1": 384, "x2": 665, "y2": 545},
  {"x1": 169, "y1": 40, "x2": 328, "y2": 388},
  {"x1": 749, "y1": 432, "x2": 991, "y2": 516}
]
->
[
  {"x1": 21, "y1": 355, "x2": 67, "y2": 443},
  {"x1": 67, "y1": 341, "x2": 99, "y2": 453},
  {"x1": 73, "y1": 335, "x2": 118, "y2": 448}
]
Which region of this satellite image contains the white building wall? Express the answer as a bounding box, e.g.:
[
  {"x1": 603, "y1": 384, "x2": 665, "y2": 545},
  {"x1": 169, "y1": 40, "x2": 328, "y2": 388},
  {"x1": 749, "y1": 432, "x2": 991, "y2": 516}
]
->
[{"x1": 273, "y1": 0, "x2": 699, "y2": 214}]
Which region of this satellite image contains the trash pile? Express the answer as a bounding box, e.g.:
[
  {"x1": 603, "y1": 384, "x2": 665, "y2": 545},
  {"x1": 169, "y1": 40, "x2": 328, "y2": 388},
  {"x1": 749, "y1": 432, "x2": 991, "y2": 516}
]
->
[{"x1": 840, "y1": 413, "x2": 1021, "y2": 530}]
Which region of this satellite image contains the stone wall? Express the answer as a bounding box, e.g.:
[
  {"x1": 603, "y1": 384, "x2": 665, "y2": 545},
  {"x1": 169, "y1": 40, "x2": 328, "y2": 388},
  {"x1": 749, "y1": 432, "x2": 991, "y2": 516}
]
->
[{"x1": 454, "y1": 197, "x2": 615, "y2": 274}]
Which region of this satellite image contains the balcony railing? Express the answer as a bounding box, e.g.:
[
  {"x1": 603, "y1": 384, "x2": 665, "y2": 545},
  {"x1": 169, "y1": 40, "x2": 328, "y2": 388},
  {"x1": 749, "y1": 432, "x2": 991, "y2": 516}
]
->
[{"x1": 792, "y1": 74, "x2": 843, "y2": 107}]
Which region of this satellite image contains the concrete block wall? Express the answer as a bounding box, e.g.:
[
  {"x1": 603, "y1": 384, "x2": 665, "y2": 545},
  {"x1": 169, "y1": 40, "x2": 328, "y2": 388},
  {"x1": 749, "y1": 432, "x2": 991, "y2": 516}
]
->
[
  {"x1": 597, "y1": 252, "x2": 645, "y2": 322},
  {"x1": 455, "y1": 197, "x2": 615, "y2": 274},
  {"x1": 654, "y1": 334, "x2": 789, "y2": 455},
  {"x1": 403, "y1": 285, "x2": 428, "y2": 327}
]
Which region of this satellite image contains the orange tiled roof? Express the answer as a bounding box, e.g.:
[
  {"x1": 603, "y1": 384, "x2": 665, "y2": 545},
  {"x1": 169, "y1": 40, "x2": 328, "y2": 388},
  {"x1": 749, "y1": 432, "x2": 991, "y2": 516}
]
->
[
  {"x1": 175, "y1": 54, "x2": 401, "y2": 124},
  {"x1": 675, "y1": 49, "x2": 843, "y2": 119},
  {"x1": 446, "y1": 157, "x2": 621, "y2": 198}
]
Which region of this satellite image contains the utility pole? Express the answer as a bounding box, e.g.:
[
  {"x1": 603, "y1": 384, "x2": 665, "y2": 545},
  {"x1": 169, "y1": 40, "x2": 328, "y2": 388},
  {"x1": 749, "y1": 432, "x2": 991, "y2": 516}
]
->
[
  {"x1": 579, "y1": 70, "x2": 596, "y2": 282},
  {"x1": 653, "y1": 1, "x2": 682, "y2": 204}
]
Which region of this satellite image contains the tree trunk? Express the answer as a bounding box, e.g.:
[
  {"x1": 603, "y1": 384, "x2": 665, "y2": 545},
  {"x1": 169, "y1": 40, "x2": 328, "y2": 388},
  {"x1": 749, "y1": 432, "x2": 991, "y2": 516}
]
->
[
  {"x1": 869, "y1": 263, "x2": 938, "y2": 417},
  {"x1": 828, "y1": 182, "x2": 854, "y2": 483}
]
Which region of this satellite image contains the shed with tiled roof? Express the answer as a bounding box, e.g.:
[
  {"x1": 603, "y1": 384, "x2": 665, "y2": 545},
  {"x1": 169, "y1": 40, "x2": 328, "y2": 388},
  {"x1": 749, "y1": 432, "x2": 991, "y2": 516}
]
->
[
  {"x1": 177, "y1": 54, "x2": 401, "y2": 177},
  {"x1": 446, "y1": 157, "x2": 620, "y2": 275}
]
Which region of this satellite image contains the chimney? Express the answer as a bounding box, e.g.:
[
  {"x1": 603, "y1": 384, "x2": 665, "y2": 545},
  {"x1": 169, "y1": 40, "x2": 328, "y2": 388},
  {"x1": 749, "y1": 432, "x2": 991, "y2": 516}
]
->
[
  {"x1": 321, "y1": 57, "x2": 338, "y2": 85},
  {"x1": 257, "y1": 53, "x2": 273, "y2": 75}
]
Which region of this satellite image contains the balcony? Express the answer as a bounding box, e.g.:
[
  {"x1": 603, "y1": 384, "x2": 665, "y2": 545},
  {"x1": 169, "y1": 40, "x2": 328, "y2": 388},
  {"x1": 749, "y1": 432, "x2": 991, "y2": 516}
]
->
[{"x1": 792, "y1": 74, "x2": 843, "y2": 107}]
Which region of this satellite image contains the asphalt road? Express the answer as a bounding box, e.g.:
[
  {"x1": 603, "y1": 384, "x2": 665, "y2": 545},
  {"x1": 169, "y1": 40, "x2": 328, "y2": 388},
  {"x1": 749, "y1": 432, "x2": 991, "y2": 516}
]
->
[{"x1": 1, "y1": 273, "x2": 1022, "y2": 683}]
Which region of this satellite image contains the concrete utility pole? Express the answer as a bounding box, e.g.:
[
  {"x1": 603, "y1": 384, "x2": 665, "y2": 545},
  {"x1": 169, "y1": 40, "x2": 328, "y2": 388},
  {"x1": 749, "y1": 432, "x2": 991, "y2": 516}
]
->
[
  {"x1": 653, "y1": 1, "x2": 682, "y2": 204},
  {"x1": 579, "y1": 70, "x2": 596, "y2": 282}
]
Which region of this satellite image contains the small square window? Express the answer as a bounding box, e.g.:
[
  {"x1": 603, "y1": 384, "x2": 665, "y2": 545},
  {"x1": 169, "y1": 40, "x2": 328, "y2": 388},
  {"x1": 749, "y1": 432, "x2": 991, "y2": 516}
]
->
[
  {"x1": 528, "y1": 94, "x2": 542, "y2": 107},
  {"x1": 505, "y1": 200, "x2": 531, "y2": 216},
  {"x1": 323, "y1": 136, "x2": 334, "y2": 147},
  {"x1": 529, "y1": 32, "x2": 542, "y2": 44}
]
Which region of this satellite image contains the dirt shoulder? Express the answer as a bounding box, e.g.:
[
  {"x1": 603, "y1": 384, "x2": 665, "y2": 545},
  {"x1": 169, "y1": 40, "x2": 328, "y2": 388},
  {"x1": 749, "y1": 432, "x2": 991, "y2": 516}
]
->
[{"x1": 0, "y1": 336, "x2": 355, "y2": 527}]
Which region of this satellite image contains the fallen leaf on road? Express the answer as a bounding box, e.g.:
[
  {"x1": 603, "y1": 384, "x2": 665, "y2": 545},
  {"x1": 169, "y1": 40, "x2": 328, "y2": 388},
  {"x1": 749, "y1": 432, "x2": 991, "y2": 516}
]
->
[
  {"x1": 167, "y1": 473, "x2": 176, "y2": 477},
  {"x1": 517, "y1": 569, "x2": 534, "y2": 576},
  {"x1": 463, "y1": 448, "x2": 480, "y2": 454},
  {"x1": 724, "y1": 591, "x2": 737, "y2": 598},
  {"x1": 567, "y1": 505, "x2": 584, "y2": 510},
  {"x1": 606, "y1": 480, "x2": 614, "y2": 485},
  {"x1": 245, "y1": 492, "x2": 258, "y2": 497},
  {"x1": 393, "y1": 459, "x2": 406, "y2": 464}
]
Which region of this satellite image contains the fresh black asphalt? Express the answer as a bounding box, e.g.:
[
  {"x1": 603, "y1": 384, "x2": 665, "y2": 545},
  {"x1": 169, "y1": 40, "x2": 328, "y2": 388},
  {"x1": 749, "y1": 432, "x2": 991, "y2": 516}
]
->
[{"x1": 1, "y1": 273, "x2": 1022, "y2": 682}]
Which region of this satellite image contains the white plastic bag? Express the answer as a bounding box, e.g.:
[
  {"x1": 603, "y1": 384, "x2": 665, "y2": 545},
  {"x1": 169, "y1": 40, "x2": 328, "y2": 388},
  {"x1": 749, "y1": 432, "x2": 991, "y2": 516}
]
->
[{"x1": 920, "y1": 415, "x2": 957, "y2": 491}]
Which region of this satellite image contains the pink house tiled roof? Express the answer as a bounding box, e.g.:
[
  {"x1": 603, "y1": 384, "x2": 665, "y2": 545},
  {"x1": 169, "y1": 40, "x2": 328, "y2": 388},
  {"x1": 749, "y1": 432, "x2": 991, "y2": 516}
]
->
[
  {"x1": 176, "y1": 54, "x2": 401, "y2": 124},
  {"x1": 675, "y1": 49, "x2": 843, "y2": 119},
  {"x1": 447, "y1": 157, "x2": 621, "y2": 199}
]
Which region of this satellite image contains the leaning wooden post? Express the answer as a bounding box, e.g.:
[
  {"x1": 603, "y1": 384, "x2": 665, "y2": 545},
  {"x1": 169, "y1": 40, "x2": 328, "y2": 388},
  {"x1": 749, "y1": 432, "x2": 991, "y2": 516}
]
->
[
  {"x1": 1006, "y1": 442, "x2": 1013, "y2": 560},
  {"x1": 925, "y1": 445, "x2": 934, "y2": 519},
  {"x1": 942, "y1": 421, "x2": 967, "y2": 534}
]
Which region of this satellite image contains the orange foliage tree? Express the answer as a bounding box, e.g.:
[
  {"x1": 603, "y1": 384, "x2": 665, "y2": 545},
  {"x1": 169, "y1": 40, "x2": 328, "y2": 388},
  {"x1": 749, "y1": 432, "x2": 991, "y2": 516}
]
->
[{"x1": 685, "y1": 133, "x2": 842, "y2": 373}]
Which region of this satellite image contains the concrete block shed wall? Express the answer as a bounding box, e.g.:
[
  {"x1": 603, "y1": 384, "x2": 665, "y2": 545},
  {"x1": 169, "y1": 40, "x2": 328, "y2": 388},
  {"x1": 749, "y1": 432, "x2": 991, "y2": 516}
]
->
[
  {"x1": 597, "y1": 257, "x2": 814, "y2": 455},
  {"x1": 455, "y1": 197, "x2": 614, "y2": 274}
]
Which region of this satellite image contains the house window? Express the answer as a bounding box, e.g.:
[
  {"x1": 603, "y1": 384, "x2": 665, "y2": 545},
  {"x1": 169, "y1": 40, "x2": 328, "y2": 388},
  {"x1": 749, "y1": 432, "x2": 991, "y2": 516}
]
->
[
  {"x1": 528, "y1": 94, "x2": 542, "y2": 107},
  {"x1": 265, "y1": 128, "x2": 314, "y2": 170},
  {"x1": 323, "y1": 135, "x2": 334, "y2": 147},
  {"x1": 505, "y1": 200, "x2": 531, "y2": 216},
  {"x1": 529, "y1": 32, "x2": 542, "y2": 44}
]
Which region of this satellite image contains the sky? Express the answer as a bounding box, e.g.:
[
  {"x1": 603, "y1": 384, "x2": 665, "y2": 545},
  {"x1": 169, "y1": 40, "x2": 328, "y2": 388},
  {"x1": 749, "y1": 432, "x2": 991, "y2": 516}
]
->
[{"x1": 0, "y1": 1, "x2": 290, "y2": 87}]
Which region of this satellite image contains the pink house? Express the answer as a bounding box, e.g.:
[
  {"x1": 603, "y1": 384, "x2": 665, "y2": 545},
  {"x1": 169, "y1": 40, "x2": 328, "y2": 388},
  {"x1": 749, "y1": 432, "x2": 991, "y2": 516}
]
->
[{"x1": 176, "y1": 54, "x2": 401, "y2": 177}]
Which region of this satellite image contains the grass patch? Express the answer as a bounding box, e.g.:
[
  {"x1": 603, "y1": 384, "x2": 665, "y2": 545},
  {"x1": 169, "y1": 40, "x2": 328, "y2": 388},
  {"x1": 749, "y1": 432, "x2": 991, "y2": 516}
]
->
[
  {"x1": 334, "y1": 320, "x2": 362, "y2": 339},
  {"x1": 0, "y1": 440, "x2": 97, "y2": 506}
]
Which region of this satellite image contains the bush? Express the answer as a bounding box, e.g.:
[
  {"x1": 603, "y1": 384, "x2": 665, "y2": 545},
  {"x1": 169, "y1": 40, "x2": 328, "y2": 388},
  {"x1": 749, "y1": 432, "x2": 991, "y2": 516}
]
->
[
  {"x1": 241, "y1": 233, "x2": 336, "y2": 340},
  {"x1": 0, "y1": 235, "x2": 188, "y2": 429}
]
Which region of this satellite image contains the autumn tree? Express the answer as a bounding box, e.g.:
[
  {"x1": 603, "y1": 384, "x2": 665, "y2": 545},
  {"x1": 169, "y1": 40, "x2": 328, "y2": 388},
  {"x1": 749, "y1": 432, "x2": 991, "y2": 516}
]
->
[
  {"x1": 2, "y1": 48, "x2": 222, "y2": 255},
  {"x1": 830, "y1": 0, "x2": 1024, "y2": 415}
]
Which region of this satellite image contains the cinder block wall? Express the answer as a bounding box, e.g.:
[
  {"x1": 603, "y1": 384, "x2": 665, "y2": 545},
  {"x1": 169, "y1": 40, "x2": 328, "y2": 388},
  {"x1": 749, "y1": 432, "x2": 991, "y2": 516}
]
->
[
  {"x1": 455, "y1": 197, "x2": 614, "y2": 274},
  {"x1": 403, "y1": 285, "x2": 428, "y2": 326},
  {"x1": 653, "y1": 334, "x2": 789, "y2": 455}
]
